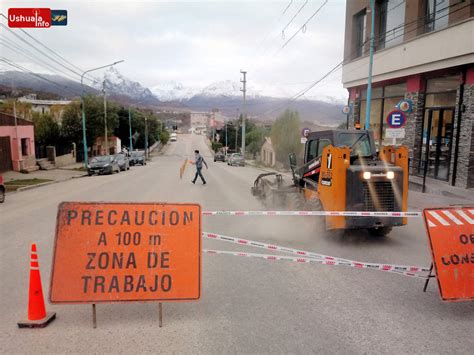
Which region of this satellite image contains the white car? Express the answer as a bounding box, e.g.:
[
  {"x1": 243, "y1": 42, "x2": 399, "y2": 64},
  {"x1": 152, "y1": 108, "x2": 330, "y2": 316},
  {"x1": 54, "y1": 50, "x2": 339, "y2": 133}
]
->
[{"x1": 170, "y1": 133, "x2": 177, "y2": 142}]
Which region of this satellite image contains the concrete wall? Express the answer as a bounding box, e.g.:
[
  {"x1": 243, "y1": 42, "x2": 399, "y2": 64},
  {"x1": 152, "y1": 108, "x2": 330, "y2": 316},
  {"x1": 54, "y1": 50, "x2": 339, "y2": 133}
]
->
[{"x1": 0, "y1": 125, "x2": 36, "y2": 172}]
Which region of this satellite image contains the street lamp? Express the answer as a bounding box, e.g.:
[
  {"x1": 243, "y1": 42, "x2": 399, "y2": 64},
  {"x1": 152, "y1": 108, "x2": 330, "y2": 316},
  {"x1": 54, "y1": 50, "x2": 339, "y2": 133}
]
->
[{"x1": 80, "y1": 60, "x2": 124, "y2": 167}]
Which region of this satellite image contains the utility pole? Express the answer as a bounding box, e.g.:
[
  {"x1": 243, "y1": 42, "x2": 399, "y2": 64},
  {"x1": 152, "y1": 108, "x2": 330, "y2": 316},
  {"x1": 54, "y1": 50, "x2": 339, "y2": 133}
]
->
[
  {"x1": 365, "y1": 0, "x2": 375, "y2": 130},
  {"x1": 235, "y1": 109, "x2": 239, "y2": 151},
  {"x1": 103, "y1": 80, "x2": 108, "y2": 155},
  {"x1": 240, "y1": 70, "x2": 247, "y2": 158},
  {"x1": 225, "y1": 116, "x2": 228, "y2": 154},
  {"x1": 144, "y1": 115, "x2": 148, "y2": 160},
  {"x1": 128, "y1": 107, "x2": 133, "y2": 152}
]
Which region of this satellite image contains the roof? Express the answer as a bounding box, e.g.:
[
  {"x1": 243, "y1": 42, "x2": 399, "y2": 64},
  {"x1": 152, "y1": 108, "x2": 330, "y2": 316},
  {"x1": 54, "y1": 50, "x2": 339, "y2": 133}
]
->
[
  {"x1": 0, "y1": 112, "x2": 33, "y2": 126},
  {"x1": 18, "y1": 98, "x2": 71, "y2": 106}
]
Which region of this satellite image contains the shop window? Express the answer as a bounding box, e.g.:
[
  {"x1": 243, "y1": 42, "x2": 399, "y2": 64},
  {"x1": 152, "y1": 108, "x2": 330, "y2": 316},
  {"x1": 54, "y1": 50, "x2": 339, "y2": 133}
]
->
[
  {"x1": 425, "y1": 93, "x2": 457, "y2": 108},
  {"x1": 21, "y1": 138, "x2": 29, "y2": 156},
  {"x1": 354, "y1": 10, "x2": 367, "y2": 58},
  {"x1": 426, "y1": 76, "x2": 460, "y2": 93},
  {"x1": 425, "y1": 0, "x2": 449, "y2": 33},
  {"x1": 360, "y1": 87, "x2": 383, "y2": 100},
  {"x1": 360, "y1": 99, "x2": 383, "y2": 146},
  {"x1": 378, "y1": 0, "x2": 405, "y2": 49}
]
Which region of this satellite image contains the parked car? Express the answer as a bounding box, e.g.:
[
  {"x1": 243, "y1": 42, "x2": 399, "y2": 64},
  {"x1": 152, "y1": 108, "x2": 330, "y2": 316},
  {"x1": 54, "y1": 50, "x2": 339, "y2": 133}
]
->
[
  {"x1": 214, "y1": 151, "x2": 225, "y2": 162},
  {"x1": 227, "y1": 153, "x2": 245, "y2": 166},
  {"x1": 170, "y1": 132, "x2": 177, "y2": 142},
  {"x1": 129, "y1": 151, "x2": 146, "y2": 166},
  {"x1": 114, "y1": 154, "x2": 130, "y2": 171},
  {"x1": 0, "y1": 175, "x2": 5, "y2": 203},
  {"x1": 87, "y1": 155, "x2": 120, "y2": 175}
]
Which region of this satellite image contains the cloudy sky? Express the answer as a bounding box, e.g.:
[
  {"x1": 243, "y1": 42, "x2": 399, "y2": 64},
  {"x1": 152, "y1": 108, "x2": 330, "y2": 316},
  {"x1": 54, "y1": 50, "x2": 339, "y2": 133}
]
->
[{"x1": 1, "y1": 0, "x2": 347, "y2": 101}]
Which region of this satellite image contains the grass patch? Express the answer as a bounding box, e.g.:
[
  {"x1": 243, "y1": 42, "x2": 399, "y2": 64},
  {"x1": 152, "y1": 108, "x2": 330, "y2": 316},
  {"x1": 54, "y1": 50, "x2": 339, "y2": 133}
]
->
[{"x1": 5, "y1": 178, "x2": 53, "y2": 191}]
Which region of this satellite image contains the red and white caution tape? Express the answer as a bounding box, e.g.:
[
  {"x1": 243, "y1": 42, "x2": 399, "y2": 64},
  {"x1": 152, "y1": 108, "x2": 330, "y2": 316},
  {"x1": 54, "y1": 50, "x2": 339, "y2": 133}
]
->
[
  {"x1": 202, "y1": 210, "x2": 421, "y2": 217},
  {"x1": 203, "y1": 232, "x2": 430, "y2": 278},
  {"x1": 203, "y1": 249, "x2": 429, "y2": 279}
]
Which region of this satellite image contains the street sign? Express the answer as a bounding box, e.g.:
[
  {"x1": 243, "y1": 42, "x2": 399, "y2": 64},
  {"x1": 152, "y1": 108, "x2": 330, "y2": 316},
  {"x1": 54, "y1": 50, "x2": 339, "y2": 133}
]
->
[
  {"x1": 423, "y1": 207, "x2": 474, "y2": 302},
  {"x1": 385, "y1": 128, "x2": 406, "y2": 139},
  {"x1": 342, "y1": 105, "x2": 351, "y2": 114},
  {"x1": 301, "y1": 128, "x2": 310, "y2": 138},
  {"x1": 396, "y1": 99, "x2": 413, "y2": 113},
  {"x1": 50, "y1": 202, "x2": 201, "y2": 303},
  {"x1": 300, "y1": 137, "x2": 307, "y2": 144},
  {"x1": 386, "y1": 110, "x2": 407, "y2": 128}
]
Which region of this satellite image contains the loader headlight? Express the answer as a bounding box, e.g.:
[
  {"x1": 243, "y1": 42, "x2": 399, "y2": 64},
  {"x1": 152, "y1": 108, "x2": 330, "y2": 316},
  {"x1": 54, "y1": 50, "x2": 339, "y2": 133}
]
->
[
  {"x1": 363, "y1": 172, "x2": 371, "y2": 180},
  {"x1": 386, "y1": 171, "x2": 395, "y2": 180}
]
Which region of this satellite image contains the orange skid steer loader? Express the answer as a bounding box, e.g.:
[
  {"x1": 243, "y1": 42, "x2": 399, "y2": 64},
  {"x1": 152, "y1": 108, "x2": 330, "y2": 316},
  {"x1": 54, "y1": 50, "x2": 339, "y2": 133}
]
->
[{"x1": 251, "y1": 130, "x2": 409, "y2": 236}]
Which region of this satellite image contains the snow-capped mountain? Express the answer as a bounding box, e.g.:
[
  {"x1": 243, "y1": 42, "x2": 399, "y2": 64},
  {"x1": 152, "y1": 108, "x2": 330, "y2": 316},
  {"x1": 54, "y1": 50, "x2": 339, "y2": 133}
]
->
[
  {"x1": 92, "y1": 67, "x2": 156, "y2": 102},
  {"x1": 151, "y1": 81, "x2": 196, "y2": 101}
]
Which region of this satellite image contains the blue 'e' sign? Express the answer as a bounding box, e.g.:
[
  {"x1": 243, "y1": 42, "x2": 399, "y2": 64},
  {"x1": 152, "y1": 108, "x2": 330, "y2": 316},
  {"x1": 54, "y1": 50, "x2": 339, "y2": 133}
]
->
[{"x1": 386, "y1": 110, "x2": 406, "y2": 128}]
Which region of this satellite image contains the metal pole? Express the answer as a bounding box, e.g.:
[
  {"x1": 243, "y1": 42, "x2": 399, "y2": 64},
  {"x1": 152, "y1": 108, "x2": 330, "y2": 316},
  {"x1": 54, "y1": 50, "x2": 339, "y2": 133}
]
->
[
  {"x1": 225, "y1": 116, "x2": 228, "y2": 153},
  {"x1": 103, "y1": 80, "x2": 108, "y2": 155},
  {"x1": 128, "y1": 107, "x2": 133, "y2": 152},
  {"x1": 365, "y1": 0, "x2": 375, "y2": 130},
  {"x1": 80, "y1": 60, "x2": 124, "y2": 167},
  {"x1": 145, "y1": 116, "x2": 148, "y2": 160},
  {"x1": 240, "y1": 70, "x2": 247, "y2": 158}
]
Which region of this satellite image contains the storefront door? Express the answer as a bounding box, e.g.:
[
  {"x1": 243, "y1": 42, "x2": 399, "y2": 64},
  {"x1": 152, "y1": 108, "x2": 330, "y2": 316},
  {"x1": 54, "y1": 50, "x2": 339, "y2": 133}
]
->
[{"x1": 419, "y1": 108, "x2": 455, "y2": 181}]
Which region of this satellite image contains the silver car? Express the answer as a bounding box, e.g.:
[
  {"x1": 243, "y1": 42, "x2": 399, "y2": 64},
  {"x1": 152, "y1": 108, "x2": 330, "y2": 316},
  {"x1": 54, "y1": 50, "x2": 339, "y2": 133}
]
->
[{"x1": 227, "y1": 153, "x2": 245, "y2": 166}]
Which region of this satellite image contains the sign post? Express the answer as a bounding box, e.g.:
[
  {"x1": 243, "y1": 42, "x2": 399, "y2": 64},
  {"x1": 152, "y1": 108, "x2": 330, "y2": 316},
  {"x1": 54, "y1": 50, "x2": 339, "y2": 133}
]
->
[
  {"x1": 423, "y1": 207, "x2": 474, "y2": 302},
  {"x1": 386, "y1": 110, "x2": 407, "y2": 146},
  {"x1": 50, "y1": 202, "x2": 202, "y2": 326}
]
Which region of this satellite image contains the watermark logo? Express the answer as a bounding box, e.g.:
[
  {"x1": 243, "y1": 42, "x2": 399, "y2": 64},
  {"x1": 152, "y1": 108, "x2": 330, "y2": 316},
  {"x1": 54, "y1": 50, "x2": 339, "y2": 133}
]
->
[
  {"x1": 8, "y1": 8, "x2": 68, "y2": 28},
  {"x1": 8, "y1": 8, "x2": 51, "y2": 28},
  {"x1": 51, "y1": 10, "x2": 68, "y2": 26}
]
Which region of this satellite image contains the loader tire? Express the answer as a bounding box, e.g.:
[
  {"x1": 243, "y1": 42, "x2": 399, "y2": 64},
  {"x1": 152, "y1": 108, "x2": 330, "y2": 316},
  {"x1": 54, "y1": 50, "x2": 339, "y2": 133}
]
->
[{"x1": 368, "y1": 226, "x2": 392, "y2": 237}]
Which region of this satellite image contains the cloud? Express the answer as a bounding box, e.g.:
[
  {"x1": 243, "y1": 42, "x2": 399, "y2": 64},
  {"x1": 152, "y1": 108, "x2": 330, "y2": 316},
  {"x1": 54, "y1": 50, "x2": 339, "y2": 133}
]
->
[{"x1": 0, "y1": 0, "x2": 347, "y2": 101}]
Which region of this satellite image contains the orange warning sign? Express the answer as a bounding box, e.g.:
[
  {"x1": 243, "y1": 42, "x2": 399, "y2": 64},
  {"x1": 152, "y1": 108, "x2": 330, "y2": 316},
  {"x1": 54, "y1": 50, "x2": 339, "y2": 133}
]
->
[
  {"x1": 423, "y1": 207, "x2": 474, "y2": 302},
  {"x1": 50, "y1": 202, "x2": 201, "y2": 303}
]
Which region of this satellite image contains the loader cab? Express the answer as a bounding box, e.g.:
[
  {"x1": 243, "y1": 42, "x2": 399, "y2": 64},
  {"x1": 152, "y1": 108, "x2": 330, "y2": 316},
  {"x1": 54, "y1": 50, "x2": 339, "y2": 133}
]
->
[
  {"x1": 304, "y1": 130, "x2": 376, "y2": 164},
  {"x1": 301, "y1": 130, "x2": 377, "y2": 184}
]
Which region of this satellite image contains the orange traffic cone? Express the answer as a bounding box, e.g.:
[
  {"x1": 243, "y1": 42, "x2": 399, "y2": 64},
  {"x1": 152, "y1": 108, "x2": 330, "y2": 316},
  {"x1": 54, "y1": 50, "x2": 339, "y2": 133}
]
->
[{"x1": 18, "y1": 243, "x2": 56, "y2": 328}]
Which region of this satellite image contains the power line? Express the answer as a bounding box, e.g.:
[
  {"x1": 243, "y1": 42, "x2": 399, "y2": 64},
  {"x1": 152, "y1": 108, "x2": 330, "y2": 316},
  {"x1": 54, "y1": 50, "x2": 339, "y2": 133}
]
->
[
  {"x1": 281, "y1": 0, "x2": 294, "y2": 16},
  {"x1": 281, "y1": 0, "x2": 309, "y2": 37},
  {"x1": 0, "y1": 57, "x2": 80, "y2": 96},
  {"x1": 277, "y1": 0, "x2": 328, "y2": 53},
  {"x1": 0, "y1": 13, "x2": 98, "y2": 82},
  {"x1": 0, "y1": 22, "x2": 95, "y2": 83},
  {"x1": 0, "y1": 37, "x2": 88, "y2": 83}
]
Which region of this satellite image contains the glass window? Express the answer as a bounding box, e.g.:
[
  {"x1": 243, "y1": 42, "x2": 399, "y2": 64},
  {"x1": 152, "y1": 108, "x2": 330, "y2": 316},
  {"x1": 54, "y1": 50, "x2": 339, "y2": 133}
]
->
[
  {"x1": 360, "y1": 87, "x2": 383, "y2": 99},
  {"x1": 21, "y1": 138, "x2": 29, "y2": 156},
  {"x1": 384, "y1": 83, "x2": 406, "y2": 97},
  {"x1": 337, "y1": 133, "x2": 372, "y2": 157},
  {"x1": 317, "y1": 139, "x2": 331, "y2": 156},
  {"x1": 306, "y1": 139, "x2": 318, "y2": 162},
  {"x1": 379, "y1": 0, "x2": 406, "y2": 49},
  {"x1": 360, "y1": 99, "x2": 383, "y2": 146},
  {"x1": 425, "y1": 92, "x2": 457, "y2": 107},
  {"x1": 425, "y1": 0, "x2": 449, "y2": 33},
  {"x1": 354, "y1": 10, "x2": 367, "y2": 58},
  {"x1": 426, "y1": 76, "x2": 460, "y2": 93}
]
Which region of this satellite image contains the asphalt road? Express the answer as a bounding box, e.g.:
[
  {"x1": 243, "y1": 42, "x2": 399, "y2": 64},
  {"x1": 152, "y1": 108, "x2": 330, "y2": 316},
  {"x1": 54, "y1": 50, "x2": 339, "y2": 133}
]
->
[{"x1": 0, "y1": 133, "x2": 472, "y2": 354}]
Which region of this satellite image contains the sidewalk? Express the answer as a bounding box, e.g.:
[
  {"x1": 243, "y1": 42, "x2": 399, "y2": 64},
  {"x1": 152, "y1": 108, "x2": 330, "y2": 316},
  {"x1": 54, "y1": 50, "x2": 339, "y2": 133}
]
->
[
  {"x1": 409, "y1": 174, "x2": 474, "y2": 202},
  {"x1": 2, "y1": 163, "x2": 86, "y2": 186}
]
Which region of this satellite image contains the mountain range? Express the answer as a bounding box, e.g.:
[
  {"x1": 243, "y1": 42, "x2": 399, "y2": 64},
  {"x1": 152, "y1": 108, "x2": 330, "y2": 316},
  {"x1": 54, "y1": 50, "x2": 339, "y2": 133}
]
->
[{"x1": 0, "y1": 68, "x2": 346, "y2": 126}]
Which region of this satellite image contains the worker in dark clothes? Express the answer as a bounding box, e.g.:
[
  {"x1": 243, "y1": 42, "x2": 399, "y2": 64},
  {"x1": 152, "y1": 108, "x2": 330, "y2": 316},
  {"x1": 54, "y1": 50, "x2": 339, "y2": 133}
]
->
[{"x1": 191, "y1": 150, "x2": 208, "y2": 184}]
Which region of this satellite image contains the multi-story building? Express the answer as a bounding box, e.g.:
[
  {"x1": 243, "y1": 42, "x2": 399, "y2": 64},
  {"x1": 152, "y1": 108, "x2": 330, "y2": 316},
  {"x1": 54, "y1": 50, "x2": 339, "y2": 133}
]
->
[{"x1": 342, "y1": 0, "x2": 473, "y2": 188}]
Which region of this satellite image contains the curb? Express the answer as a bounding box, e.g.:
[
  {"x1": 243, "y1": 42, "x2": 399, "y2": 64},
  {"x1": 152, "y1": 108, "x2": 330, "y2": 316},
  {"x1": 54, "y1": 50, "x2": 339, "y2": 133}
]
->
[{"x1": 10, "y1": 174, "x2": 88, "y2": 193}]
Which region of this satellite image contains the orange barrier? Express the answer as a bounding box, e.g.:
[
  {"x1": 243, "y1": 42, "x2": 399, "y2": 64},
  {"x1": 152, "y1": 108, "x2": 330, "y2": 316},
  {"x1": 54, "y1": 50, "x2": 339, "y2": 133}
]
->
[{"x1": 18, "y1": 244, "x2": 56, "y2": 328}]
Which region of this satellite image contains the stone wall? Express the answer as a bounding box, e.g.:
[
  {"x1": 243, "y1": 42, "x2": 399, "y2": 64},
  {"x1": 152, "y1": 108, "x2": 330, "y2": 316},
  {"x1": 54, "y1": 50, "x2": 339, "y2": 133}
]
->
[
  {"x1": 403, "y1": 92, "x2": 425, "y2": 174},
  {"x1": 454, "y1": 83, "x2": 474, "y2": 188}
]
